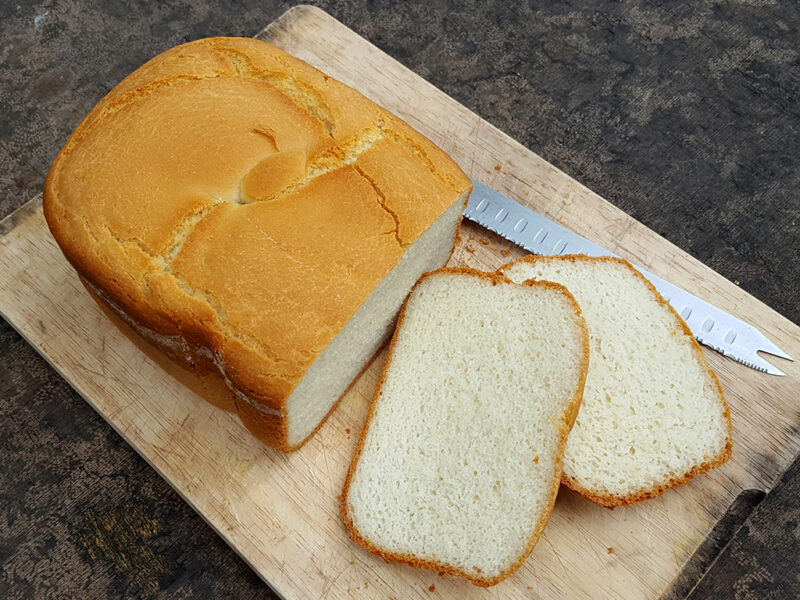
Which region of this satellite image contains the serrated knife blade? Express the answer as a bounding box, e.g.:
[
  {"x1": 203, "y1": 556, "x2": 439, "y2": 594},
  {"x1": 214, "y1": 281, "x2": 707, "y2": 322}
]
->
[{"x1": 464, "y1": 179, "x2": 793, "y2": 375}]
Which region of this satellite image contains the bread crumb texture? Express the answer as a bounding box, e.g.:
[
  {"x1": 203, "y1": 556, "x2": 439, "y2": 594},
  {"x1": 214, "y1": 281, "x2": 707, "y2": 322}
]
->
[
  {"x1": 342, "y1": 268, "x2": 589, "y2": 586},
  {"x1": 43, "y1": 37, "x2": 470, "y2": 437},
  {"x1": 500, "y1": 255, "x2": 732, "y2": 506}
]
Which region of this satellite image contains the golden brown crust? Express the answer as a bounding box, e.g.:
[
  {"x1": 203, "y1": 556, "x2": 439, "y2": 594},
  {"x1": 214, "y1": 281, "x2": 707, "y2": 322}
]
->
[
  {"x1": 340, "y1": 267, "x2": 590, "y2": 586},
  {"x1": 44, "y1": 37, "x2": 471, "y2": 450},
  {"x1": 497, "y1": 254, "x2": 733, "y2": 508}
]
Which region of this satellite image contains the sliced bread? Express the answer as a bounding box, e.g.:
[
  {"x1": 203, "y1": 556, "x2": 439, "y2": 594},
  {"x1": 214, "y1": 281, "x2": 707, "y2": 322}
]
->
[
  {"x1": 341, "y1": 268, "x2": 589, "y2": 586},
  {"x1": 499, "y1": 255, "x2": 732, "y2": 507}
]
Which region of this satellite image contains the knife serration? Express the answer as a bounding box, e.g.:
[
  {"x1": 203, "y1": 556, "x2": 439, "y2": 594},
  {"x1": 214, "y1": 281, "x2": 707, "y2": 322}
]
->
[{"x1": 464, "y1": 179, "x2": 793, "y2": 375}]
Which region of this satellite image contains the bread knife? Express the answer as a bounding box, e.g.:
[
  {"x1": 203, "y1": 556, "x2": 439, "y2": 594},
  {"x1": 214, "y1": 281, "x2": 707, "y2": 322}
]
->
[{"x1": 464, "y1": 179, "x2": 793, "y2": 375}]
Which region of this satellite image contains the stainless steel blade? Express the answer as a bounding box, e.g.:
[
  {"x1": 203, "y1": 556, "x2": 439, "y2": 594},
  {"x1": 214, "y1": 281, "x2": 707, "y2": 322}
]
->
[{"x1": 465, "y1": 179, "x2": 793, "y2": 375}]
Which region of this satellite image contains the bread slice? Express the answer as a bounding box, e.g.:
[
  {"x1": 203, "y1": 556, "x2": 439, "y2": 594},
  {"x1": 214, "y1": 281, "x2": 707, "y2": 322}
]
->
[
  {"x1": 341, "y1": 268, "x2": 589, "y2": 586},
  {"x1": 499, "y1": 255, "x2": 732, "y2": 507},
  {"x1": 42, "y1": 37, "x2": 471, "y2": 451}
]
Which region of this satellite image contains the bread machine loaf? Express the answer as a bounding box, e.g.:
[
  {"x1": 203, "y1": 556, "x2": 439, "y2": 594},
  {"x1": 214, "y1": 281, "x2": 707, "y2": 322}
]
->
[{"x1": 43, "y1": 37, "x2": 472, "y2": 451}]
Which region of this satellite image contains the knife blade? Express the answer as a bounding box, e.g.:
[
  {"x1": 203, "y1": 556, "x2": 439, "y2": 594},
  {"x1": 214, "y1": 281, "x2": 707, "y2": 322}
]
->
[{"x1": 464, "y1": 179, "x2": 793, "y2": 376}]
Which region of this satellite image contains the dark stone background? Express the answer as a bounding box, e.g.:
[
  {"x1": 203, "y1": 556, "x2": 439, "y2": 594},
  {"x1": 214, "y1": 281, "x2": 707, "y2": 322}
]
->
[{"x1": 1, "y1": 1, "x2": 797, "y2": 598}]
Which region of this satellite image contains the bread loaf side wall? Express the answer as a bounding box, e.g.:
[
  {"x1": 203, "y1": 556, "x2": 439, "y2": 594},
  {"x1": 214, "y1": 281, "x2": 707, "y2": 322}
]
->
[{"x1": 82, "y1": 278, "x2": 290, "y2": 448}]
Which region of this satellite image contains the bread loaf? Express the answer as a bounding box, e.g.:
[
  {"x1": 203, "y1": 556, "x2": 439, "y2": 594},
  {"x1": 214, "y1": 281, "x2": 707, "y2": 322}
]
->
[
  {"x1": 342, "y1": 268, "x2": 589, "y2": 586},
  {"x1": 43, "y1": 37, "x2": 471, "y2": 451},
  {"x1": 499, "y1": 255, "x2": 732, "y2": 506}
]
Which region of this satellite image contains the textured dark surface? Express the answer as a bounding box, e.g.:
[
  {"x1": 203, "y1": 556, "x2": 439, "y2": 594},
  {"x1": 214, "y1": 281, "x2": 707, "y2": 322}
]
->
[
  {"x1": 1, "y1": 1, "x2": 798, "y2": 598},
  {"x1": 686, "y1": 457, "x2": 800, "y2": 600},
  {"x1": 662, "y1": 488, "x2": 766, "y2": 600},
  {"x1": 0, "y1": 318, "x2": 269, "y2": 599}
]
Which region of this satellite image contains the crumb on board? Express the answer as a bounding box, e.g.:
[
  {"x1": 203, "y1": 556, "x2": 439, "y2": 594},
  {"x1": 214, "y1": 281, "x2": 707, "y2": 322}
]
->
[
  {"x1": 608, "y1": 547, "x2": 615, "y2": 554},
  {"x1": 533, "y1": 456, "x2": 539, "y2": 463},
  {"x1": 494, "y1": 165, "x2": 502, "y2": 171},
  {"x1": 350, "y1": 560, "x2": 355, "y2": 565},
  {"x1": 345, "y1": 428, "x2": 351, "y2": 434},
  {"x1": 429, "y1": 584, "x2": 436, "y2": 592},
  {"x1": 528, "y1": 586, "x2": 533, "y2": 590},
  {"x1": 364, "y1": 582, "x2": 368, "y2": 588}
]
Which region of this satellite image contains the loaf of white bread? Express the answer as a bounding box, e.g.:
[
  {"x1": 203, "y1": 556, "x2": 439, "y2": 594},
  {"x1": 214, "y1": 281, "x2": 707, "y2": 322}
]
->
[
  {"x1": 500, "y1": 255, "x2": 732, "y2": 506},
  {"x1": 342, "y1": 268, "x2": 589, "y2": 586},
  {"x1": 43, "y1": 37, "x2": 472, "y2": 451}
]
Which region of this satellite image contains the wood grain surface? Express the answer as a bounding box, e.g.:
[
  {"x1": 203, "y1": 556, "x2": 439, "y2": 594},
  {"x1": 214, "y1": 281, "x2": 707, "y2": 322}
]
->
[{"x1": 1, "y1": 6, "x2": 798, "y2": 599}]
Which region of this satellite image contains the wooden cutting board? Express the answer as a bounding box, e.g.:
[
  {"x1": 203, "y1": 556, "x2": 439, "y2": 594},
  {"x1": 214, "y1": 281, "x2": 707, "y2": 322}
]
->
[{"x1": 1, "y1": 6, "x2": 798, "y2": 599}]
